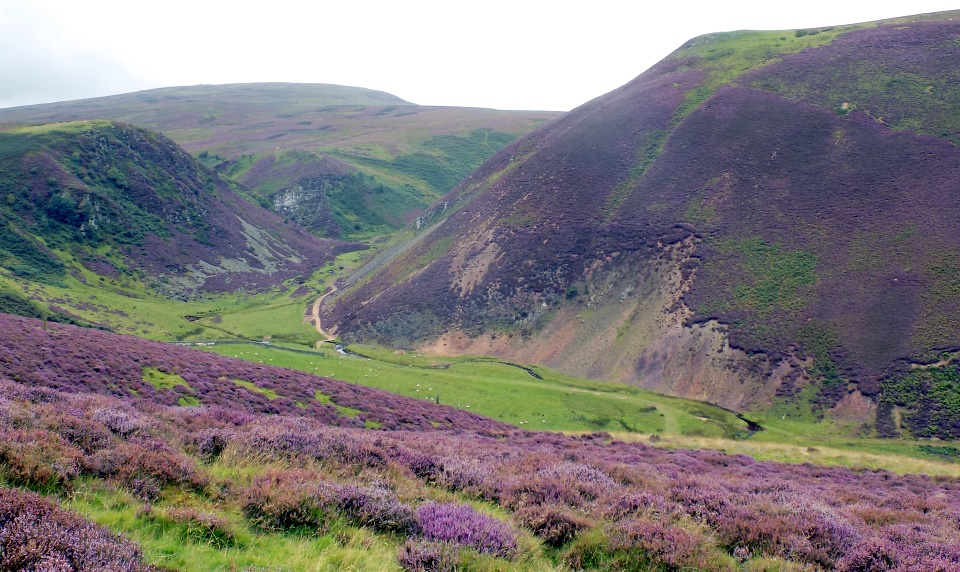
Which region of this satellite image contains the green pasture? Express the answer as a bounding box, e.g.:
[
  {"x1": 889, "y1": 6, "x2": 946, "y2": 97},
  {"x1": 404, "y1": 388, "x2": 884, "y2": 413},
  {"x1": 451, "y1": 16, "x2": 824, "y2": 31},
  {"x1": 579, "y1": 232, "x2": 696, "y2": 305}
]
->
[
  {"x1": 202, "y1": 341, "x2": 750, "y2": 439},
  {"x1": 0, "y1": 246, "x2": 374, "y2": 342},
  {"x1": 201, "y1": 341, "x2": 960, "y2": 476}
]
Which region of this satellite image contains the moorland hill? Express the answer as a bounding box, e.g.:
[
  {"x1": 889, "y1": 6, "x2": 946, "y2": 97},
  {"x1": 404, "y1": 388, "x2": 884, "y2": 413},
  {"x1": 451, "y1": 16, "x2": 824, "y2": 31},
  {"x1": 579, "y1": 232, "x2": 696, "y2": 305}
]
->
[
  {"x1": 0, "y1": 83, "x2": 561, "y2": 239},
  {"x1": 323, "y1": 11, "x2": 960, "y2": 439},
  {"x1": 0, "y1": 120, "x2": 357, "y2": 308}
]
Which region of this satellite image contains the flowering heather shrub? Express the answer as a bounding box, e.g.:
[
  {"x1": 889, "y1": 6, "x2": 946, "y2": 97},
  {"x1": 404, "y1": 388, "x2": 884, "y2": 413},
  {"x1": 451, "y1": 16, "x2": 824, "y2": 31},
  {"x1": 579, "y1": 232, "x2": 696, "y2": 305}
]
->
[
  {"x1": 43, "y1": 411, "x2": 114, "y2": 454},
  {"x1": 835, "y1": 537, "x2": 897, "y2": 572},
  {"x1": 241, "y1": 470, "x2": 335, "y2": 531},
  {"x1": 403, "y1": 450, "x2": 444, "y2": 483},
  {"x1": 333, "y1": 483, "x2": 416, "y2": 534},
  {"x1": 611, "y1": 517, "x2": 721, "y2": 570},
  {"x1": 92, "y1": 407, "x2": 152, "y2": 438},
  {"x1": 669, "y1": 480, "x2": 732, "y2": 523},
  {"x1": 0, "y1": 314, "x2": 513, "y2": 433},
  {"x1": 194, "y1": 428, "x2": 229, "y2": 461},
  {"x1": 434, "y1": 457, "x2": 497, "y2": 498},
  {"x1": 2, "y1": 315, "x2": 960, "y2": 568},
  {"x1": 396, "y1": 539, "x2": 458, "y2": 572},
  {"x1": 127, "y1": 478, "x2": 162, "y2": 503},
  {"x1": 607, "y1": 491, "x2": 679, "y2": 520},
  {"x1": 1, "y1": 384, "x2": 64, "y2": 406},
  {"x1": 500, "y1": 472, "x2": 586, "y2": 509},
  {"x1": 711, "y1": 503, "x2": 857, "y2": 567},
  {"x1": 221, "y1": 420, "x2": 390, "y2": 470},
  {"x1": 567, "y1": 518, "x2": 725, "y2": 572},
  {"x1": 415, "y1": 503, "x2": 517, "y2": 558},
  {"x1": 90, "y1": 438, "x2": 206, "y2": 494},
  {"x1": 0, "y1": 487, "x2": 153, "y2": 571},
  {"x1": 240, "y1": 467, "x2": 415, "y2": 534},
  {"x1": 536, "y1": 461, "x2": 618, "y2": 500},
  {"x1": 514, "y1": 504, "x2": 592, "y2": 547},
  {"x1": 0, "y1": 429, "x2": 85, "y2": 491}
]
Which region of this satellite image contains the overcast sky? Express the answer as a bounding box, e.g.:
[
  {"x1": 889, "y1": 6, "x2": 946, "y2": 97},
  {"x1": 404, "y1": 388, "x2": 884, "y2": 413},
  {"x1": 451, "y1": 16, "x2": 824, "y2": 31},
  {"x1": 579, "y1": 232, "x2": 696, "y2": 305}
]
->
[{"x1": 2, "y1": 1, "x2": 958, "y2": 112}]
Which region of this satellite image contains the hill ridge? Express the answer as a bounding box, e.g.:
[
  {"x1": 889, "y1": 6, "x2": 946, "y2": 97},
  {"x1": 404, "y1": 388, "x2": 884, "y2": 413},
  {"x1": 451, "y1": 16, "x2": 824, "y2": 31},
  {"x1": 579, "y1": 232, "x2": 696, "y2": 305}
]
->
[
  {"x1": 0, "y1": 83, "x2": 562, "y2": 241},
  {"x1": 0, "y1": 120, "x2": 357, "y2": 298},
  {"x1": 324, "y1": 10, "x2": 960, "y2": 439}
]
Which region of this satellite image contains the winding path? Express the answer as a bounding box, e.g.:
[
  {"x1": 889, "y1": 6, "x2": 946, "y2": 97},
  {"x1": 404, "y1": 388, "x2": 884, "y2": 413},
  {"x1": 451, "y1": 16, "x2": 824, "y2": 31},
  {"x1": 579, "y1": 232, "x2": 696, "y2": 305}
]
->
[{"x1": 310, "y1": 283, "x2": 338, "y2": 344}]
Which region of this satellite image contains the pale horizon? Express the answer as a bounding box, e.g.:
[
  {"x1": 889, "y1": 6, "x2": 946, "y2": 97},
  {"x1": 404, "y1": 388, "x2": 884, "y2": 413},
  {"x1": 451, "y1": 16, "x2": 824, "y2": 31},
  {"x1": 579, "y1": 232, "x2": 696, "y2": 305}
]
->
[{"x1": 2, "y1": 0, "x2": 958, "y2": 112}]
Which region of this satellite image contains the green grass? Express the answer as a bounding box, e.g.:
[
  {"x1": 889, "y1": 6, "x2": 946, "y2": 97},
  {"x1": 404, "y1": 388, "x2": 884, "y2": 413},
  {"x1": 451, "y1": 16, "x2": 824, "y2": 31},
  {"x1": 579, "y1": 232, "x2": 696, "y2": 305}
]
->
[
  {"x1": 0, "y1": 247, "x2": 370, "y2": 343},
  {"x1": 725, "y1": 238, "x2": 817, "y2": 313},
  {"x1": 4, "y1": 206, "x2": 958, "y2": 477},
  {"x1": 201, "y1": 341, "x2": 960, "y2": 476},
  {"x1": 197, "y1": 297, "x2": 319, "y2": 344},
  {"x1": 6, "y1": 230, "x2": 959, "y2": 475},
  {"x1": 608, "y1": 431, "x2": 960, "y2": 478},
  {"x1": 233, "y1": 379, "x2": 279, "y2": 400},
  {"x1": 143, "y1": 367, "x2": 191, "y2": 391},
  {"x1": 51, "y1": 452, "x2": 561, "y2": 572},
  {"x1": 62, "y1": 479, "x2": 405, "y2": 572},
  {"x1": 314, "y1": 389, "x2": 361, "y2": 417},
  {"x1": 674, "y1": 25, "x2": 850, "y2": 115},
  {"x1": 205, "y1": 342, "x2": 750, "y2": 438}
]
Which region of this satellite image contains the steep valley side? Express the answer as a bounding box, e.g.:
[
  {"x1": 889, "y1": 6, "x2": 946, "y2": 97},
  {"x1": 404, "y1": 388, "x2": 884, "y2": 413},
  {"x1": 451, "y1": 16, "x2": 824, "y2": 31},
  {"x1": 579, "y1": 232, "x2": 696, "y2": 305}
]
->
[{"x1": 419, "y1": 239, "x2": 813, "y2": 413}]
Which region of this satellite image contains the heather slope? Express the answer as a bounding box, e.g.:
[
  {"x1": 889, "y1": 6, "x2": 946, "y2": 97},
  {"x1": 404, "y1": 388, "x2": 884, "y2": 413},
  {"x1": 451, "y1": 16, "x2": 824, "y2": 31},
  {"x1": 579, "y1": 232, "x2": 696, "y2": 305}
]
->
[
  {"x1": 1, "y1": 311, "x2": 960, "y2": 571},
  {"x1": 0, "y1": 313, "x2": 511, "y2": 431},
  {"x1": 0, "y1": 83, "x2": 561, "y2": 239},
  {"x1": 325, "y1": 12, "x2": 960, "y2": 438},
  {"x1": 0, "y1": 120, "x2": 359, "y2": 302}
]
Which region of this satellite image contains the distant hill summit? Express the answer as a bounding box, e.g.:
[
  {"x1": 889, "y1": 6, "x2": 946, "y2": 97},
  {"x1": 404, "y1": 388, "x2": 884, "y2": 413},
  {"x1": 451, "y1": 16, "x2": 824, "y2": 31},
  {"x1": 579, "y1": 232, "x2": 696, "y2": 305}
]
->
[
  {"x1": 324, "y1": 11, "x2": 960, "y2": 438},
  {"x1": 0, "y1": 120, "x2": 356, "y2": 299},
  {"x1": 2, "y1": 83, "x2": 410, "y2": 115},
  {"x1": 0, "y1": 83, "x2": 561, "y2": 240}
]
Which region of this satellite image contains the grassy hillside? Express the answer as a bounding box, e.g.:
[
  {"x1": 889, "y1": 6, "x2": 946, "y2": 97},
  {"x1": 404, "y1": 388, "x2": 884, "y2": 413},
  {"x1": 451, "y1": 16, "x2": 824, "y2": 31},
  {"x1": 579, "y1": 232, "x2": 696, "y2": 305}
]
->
[
  {"x1": 200, "y1": 342, "x2": 752, "y2": 439},
  {"x1": 0, "y1": 121, "x2": 359, "y2": 307},
  {"x1": 323, "y1": 11, "x2": 960, "y2": 439},
  {"x1": 0, "y1": 83, "x2": 561, "y2": 240}
]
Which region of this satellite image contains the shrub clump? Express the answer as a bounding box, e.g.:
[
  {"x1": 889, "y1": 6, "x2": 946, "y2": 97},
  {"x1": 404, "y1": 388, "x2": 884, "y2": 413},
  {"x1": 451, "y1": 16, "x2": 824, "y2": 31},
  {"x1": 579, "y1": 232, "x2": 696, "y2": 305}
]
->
[
  {"x1": 0, "y1": 429, "x2": 85, "y2": 491},
  {"x1": 0, "y1": 487, "x2": 154, "y2": 571},
  {"x1": 396, "y1": 539, "x2": 458, "y2": 572},
  {"x1": 334, "y1": 483, "x2": 416, "y2": 534},
  {"x1": 567, "y1": 518, "x2": 725, "y2": 571},
  {"x1": 90, "y1": 438, "x2": 207, "y2": 498},
  {"x1": 415, "y1": 503, "x2": 516, "y2": 558},
  {"x1": 241, "y1": 470, "x2": 415, "y2": 534},
  {"x1": 241, "y1": 470, "x2": 334, "y2": 532},
  {"x1": 515, "y1": 504, "x2": 592, "y2": 547}
]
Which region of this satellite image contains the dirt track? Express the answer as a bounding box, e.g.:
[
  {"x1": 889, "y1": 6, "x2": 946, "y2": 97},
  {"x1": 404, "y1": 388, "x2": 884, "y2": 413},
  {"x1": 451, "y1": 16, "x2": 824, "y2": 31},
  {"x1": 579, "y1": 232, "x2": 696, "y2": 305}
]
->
[{"x1": 310, "y1": 284, "x2": 338, "y2": 344}]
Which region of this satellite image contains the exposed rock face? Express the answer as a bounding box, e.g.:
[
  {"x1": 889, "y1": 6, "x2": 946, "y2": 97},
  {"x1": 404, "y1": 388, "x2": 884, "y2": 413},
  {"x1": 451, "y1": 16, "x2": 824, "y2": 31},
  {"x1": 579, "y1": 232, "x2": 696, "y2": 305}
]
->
[{"x1": 272, "y1": 178, "x2": 343, "y2": 238}]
